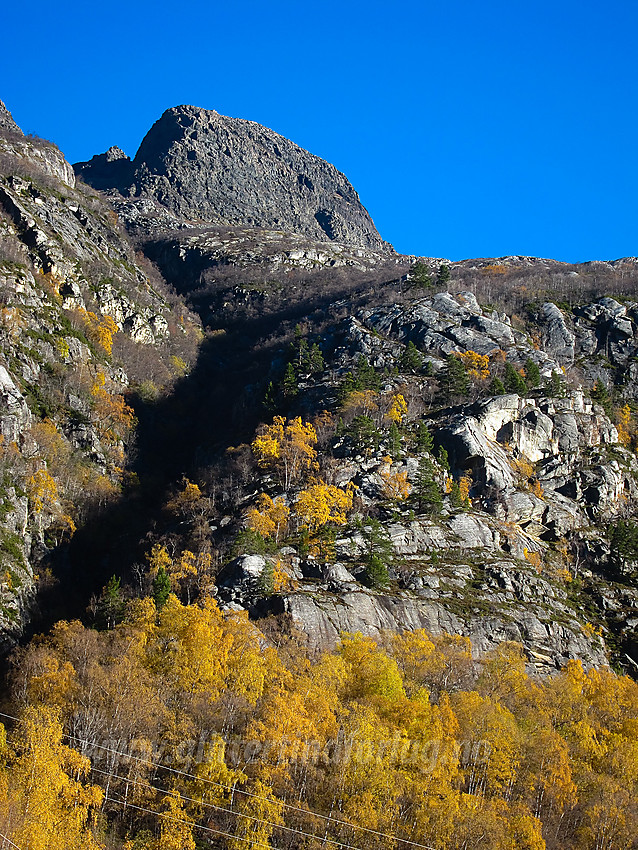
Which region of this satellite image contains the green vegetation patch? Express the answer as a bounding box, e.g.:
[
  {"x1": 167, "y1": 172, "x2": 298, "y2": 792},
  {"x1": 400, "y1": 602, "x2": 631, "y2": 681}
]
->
[{"x1": 0, "y1": 530, "x2": 25, "y2": 569}]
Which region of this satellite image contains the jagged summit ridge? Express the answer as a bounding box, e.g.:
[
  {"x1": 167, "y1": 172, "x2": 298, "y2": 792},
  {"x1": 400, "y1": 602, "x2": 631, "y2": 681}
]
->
[
  {"x1": 0, "y1": 100, "x2": 23, "y2": 135},
  {"x1": 75, "y1": 105, "x2": 387, "y2": 249}
]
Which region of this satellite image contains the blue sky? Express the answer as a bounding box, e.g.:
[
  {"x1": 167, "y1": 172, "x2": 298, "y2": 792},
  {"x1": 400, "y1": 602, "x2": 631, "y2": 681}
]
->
[{"x1": 2, "y1": 0, "x2": 636, "y2": 262}]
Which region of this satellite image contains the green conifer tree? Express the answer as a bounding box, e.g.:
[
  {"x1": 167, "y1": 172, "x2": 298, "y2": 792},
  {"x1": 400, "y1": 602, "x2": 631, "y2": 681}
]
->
[
  {"x1": 410, "y1": 261, "x2": 433, "y2": 289},
  {"x1": 399, "y1": 341, "x2": 423, "y2": 373},
  {"x1": 96, "y1": 575, "x2": 125, "y2": 630},
  {"x1": 442, "y1": 353, "x2": 470, "y2": 400},
  {"x1": 363, "y1": 555, "x2": 389, "y2": 588},
  {"x1": 504, "y1": 362, "x2": 527, "y2": 395},
  {"x1": 547, "y1": 370, "x2": 566, "y2": 398},
  {"x1": 153, "y1": 566, "x2": 171, "y2": 610},
  {"x1": 490, "y1": 376, "x2": 506, "y2": 395},
  {"x1": 356, "y1": 518, "x2": 393, "y2": 588},
  {"x1": 437, "y1": 446, "x2": 450, "y2": 471},
  {"x1": 282, "y1": 362, "x2": 299, "y2": 398},
  {"x1": 591, "y1": 379, "x2": 613, "y2": 416},
  {"x1": 348, "y1": 415, "x2": 381, "y2": 454},
  {"x1": 413, "y1": 456, "x2": 443, "y2": 514},
  {"x1": 524, "y1": 357, "x2": 541, "y2": 389},
  {"x1": 258, "y1": 561, "x2": 275, "y2": 595},
  {"x1": 415, "y1": 421, "x2": 434, "y2": 453},
  {"x1": 388, "y1": 421, "x2": 401, "y2": 457},
  {"x1": 437, "y1": 264, "x2": 451, "y2": 286}
]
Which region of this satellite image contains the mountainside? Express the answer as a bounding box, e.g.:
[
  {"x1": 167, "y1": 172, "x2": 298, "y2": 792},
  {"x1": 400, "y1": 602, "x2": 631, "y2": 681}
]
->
[
  {"x1": 0, "y1": 99, "x2": 202, "y2": 641},
  {"x1": 2, "y1": 98, "x2": 638, "y2": 671},
  {"x1": 3, "y1": 96, "x2": 638, "y2": 850},
  {"x1": 75, "y1": 105, "x2": 387, "y2": 249}
]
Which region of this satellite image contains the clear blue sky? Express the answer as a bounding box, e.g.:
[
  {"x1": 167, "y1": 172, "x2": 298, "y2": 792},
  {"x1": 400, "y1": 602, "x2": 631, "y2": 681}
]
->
[{"x1": 2, "y1": 0, "x2": 636, "y2": 262}]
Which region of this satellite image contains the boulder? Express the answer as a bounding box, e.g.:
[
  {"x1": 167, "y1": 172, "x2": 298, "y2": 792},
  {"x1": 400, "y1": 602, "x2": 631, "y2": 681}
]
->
[
  {"x1": 217, "y1": 554, "x2": 267, "y2": 604},
  {"x1": 511, "y1": 407, "x2": 557, "y2": 461},
  {"x1": 437, "y1": 414, "x2": 516, "y2": 491}
]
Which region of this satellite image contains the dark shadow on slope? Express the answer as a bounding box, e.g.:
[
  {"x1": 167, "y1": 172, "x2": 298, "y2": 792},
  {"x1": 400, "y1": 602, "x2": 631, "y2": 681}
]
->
[{"x1": 25, "y1": 264, "x2": 408, "y2": 635}]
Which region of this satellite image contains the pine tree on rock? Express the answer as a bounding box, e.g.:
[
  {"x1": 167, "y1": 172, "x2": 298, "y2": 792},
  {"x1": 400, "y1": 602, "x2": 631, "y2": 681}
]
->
[
  {"x1": 415, "y1": 420, "x2": 434, "y2": 452},
  {"x1": 442, "y1": 354, "x2": 470, "y2": 401},
  {"x1": 504, "y1": 362, "x2": 527, "y2": 395},
  {"x1": 524, "y1": 357, "x2": 541, "y2": 389},
  {"x1": 400, "y1": 340, "x2": 423, "y2": 373},
  {"x1": 413, "y1": 455, "x2": 443, "y2": 514}
]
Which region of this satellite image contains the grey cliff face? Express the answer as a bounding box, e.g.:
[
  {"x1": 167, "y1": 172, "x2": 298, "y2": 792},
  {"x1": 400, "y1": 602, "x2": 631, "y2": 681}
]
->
[
  {"x1": 74, "y1": 105, "x2": 386, "y2": 249},
  {"x1": 0, "y1": 100, "x2": 23, "y2": 136}
]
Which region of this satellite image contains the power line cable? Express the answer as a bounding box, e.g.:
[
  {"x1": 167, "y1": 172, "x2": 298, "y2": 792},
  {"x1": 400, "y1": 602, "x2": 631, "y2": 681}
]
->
[
  {"x1": 0, "y1": 709, "x2": 437, "y2": 850},
  {"x1": 0, "y1": 833, "x2": 23, "y2": 850},
  {"x1": 90, "y1": 763, "x2": 371, "y2": 850},
  {"x1": 105, "y1": 793, "x2": 286, "y2": 850}
]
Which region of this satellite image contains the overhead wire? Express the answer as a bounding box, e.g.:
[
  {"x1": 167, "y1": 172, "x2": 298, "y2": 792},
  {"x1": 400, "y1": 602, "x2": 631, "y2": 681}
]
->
[
  {"x1": 0, "y1": 709, "x2": 438, "y2": 850},
  {"x1": 92, "y1": 765, "x2": 370, "y2": 850},
  {"x1": 101, "y1": 793, "x2": 288, "y2": 850},
  {"x1": 0, "y1": 740, "x2": 372, "y2": 850},
  {"x1": 90, "y1": 763, "x2": 377, "y2": 850}
]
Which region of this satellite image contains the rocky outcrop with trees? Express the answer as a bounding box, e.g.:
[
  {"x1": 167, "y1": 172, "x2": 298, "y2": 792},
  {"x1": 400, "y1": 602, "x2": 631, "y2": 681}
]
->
[{"x1": 4, "y1": 98, "x2": 638, "y2": 674}]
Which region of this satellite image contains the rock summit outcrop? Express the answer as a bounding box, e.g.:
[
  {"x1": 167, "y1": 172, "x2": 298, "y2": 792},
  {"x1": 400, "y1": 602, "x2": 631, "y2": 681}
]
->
[
  {"x1": 0, "y1": 100, "x2": 22, "y2": 136},
  {"x1": 75, "y1": 105, "x2": 387, "y2": 249}
]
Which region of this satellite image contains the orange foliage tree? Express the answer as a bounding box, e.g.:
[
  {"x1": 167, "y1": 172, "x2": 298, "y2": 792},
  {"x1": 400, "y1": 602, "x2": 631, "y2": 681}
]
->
[{"x1": 380, "y1": 457, "x2": 410, "y2": 501}]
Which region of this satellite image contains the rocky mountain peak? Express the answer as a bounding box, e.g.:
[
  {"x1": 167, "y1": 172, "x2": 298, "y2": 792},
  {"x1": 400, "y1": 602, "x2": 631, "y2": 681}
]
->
[
  {"x1": 74, "y1": 145, "x2": 134, "y2": 191},
  {"x1": 74, "y1": 105, "x2": 387, "y2": 249},
  {"x1": 0, "y1": 99, "x2": 23, "y2": 135}
]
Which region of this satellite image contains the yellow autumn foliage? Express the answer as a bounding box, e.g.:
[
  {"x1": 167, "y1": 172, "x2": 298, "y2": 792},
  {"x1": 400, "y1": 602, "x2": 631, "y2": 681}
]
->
[
  {"x1": 246, "y1": 493, "x2": 290, "y2": 542},
  {"x1": 252, "y1": 415, "x2": 318, "y2": 488},
  {"x1": 294, "y1": 480, "x2": 353, "y2": 532},
  {"x1": 342, "y1": 389, "x2": 379, "y2": 418},
  {"x1": 524, "y1": 547, "x2": 542, "y2": 569},
  {"x1": 90, "y1": 371, "x2": 137, "y2": 443},
  {"x1": 460, "y1": 350, "x2": 490, "y2": 380},
  {"x1": 0, "y1": 707, "x2": 104, "y2": 850},
  {"x1": 380, "y1": 459, "x2": 410, "y2": 500},
  {"x1": 616, "y1": 403, "x2": 632, "y2": 447},
  {"x1": 76, "y1": 308, "x2": 118, "y2": 355},
  {"x1": 6, "y1": 593, "x2": 638, "y2": 850},
  {"x1": 27, "y1": 468, "x2": 58, "y2": 514},
  {"x1": 385, "y1": 392, "x2": 408, "y2": 424},
  {"x1": 458, "y1": 473, "x2": 472, "y2": 504}
]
